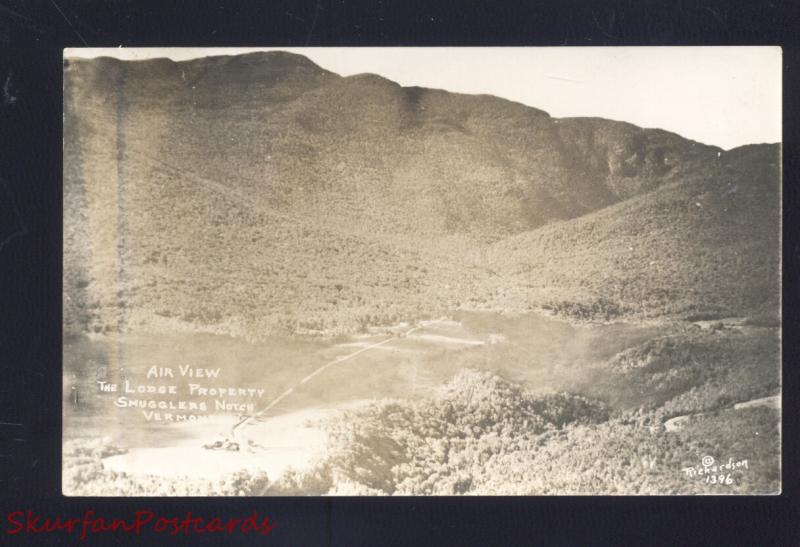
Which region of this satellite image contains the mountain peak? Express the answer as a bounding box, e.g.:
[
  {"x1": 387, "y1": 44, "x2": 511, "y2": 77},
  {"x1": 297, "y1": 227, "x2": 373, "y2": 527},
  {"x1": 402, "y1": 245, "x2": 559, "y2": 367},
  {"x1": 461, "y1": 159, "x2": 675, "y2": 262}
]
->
[{"x1": 210, "y1": 50, "x2": 329, "y2": 72}]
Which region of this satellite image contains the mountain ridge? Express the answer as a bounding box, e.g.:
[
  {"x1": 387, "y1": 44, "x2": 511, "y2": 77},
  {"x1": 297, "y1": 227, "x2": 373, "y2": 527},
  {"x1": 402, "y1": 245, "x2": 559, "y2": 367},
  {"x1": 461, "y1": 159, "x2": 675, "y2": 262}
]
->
[
  {"x1": 63, "y1": 51, "x2": 781, "y2": 339},
  {"x1": 67, "y1": 51, "x2": 772, "y2": 150}
]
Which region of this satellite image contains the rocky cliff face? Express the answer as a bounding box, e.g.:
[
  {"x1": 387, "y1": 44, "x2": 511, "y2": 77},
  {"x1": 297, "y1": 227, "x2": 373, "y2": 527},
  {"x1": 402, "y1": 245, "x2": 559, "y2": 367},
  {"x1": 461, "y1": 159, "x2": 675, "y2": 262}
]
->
[{"x1": 63, "y1": 52, "x2": 781, "y2": 339}]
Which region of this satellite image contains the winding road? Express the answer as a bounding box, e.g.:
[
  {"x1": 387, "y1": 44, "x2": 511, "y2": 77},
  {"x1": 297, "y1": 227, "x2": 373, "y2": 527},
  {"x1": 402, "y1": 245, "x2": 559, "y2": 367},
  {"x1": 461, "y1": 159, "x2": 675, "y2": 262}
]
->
[
  {"x1": 229, "y1": 325, "x2": 422, "y2": 439},
  {"x1": 663, "y1": 394, "x2": 780, "y2": 432}
]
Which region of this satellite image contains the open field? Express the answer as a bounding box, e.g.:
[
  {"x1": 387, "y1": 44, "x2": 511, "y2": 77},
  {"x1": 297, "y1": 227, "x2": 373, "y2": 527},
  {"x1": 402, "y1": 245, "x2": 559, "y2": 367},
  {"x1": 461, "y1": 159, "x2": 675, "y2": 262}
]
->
[{"x1": 64, "y1": 314, "x2": 779, "y2": 495}]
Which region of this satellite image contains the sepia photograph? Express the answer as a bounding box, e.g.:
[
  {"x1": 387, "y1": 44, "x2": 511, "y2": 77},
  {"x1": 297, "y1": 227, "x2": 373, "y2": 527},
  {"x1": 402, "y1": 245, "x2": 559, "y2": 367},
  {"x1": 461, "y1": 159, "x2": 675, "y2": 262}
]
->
[{"x1": 62, "y1": 46, "x2": 781, "y2": 496}]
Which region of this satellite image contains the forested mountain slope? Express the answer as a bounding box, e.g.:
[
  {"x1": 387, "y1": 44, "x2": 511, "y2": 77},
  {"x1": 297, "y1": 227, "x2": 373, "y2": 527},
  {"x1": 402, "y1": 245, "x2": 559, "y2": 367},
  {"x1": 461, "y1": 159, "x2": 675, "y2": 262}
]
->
[{"x1": 63, "y1": 52, "x2": 780, "y2": 339}]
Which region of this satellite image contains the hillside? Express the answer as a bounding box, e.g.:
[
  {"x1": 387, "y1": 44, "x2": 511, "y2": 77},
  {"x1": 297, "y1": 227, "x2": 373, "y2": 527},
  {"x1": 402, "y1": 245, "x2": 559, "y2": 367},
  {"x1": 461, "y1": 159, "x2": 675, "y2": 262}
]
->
[
  {"x1": 482, "y1": 143, "x2": 781, "y2": 321},
  {"x1": 63, "y1": 51, "x2": 781, "y2": 339}
]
